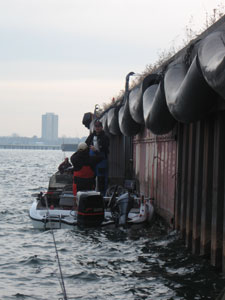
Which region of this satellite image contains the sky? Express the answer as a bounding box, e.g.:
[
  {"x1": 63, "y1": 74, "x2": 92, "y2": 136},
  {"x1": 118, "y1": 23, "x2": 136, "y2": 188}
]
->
[{"x1": 0, "y1": 0, "x2": 224, "y2": 138}]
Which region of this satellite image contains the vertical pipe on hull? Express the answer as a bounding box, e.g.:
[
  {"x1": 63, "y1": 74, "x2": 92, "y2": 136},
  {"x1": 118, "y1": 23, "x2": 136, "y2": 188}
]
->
[
  {"x1": 186, "y1": 123, "x2": 196, "y2": 248},
  {"x1": 192, "y1": 120, "x2": 204, "y2": 255},
  {"x1": 200, "y1": 116, "x2": 214, "y2": 257},
  {"x1": 175, "y1": 124, "x2": 183, "y2": 230},
  {"x1": 156, "y1": 141, "x2": 162, "y2": 213},
  {"x1": 180, "y1": 124, "x2": 189, "y2": 238},
  {"x1": 211, "y1": 112, "x2": 225, "y2": 268}
]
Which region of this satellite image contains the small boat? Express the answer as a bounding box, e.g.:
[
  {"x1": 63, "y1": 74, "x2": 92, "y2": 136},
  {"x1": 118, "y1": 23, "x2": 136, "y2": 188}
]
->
[{"x1": 29, "y1": 172, "x2": 154, "y2": 230}]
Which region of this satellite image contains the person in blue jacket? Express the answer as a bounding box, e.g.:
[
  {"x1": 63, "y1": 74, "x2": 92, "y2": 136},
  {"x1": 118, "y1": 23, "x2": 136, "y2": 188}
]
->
[{"x1": 85, "y1": 120, "x2": 109, "y2": 195}]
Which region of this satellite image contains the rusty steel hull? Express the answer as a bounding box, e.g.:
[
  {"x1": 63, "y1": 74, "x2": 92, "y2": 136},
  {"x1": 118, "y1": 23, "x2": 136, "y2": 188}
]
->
[
  {"x1": 133, "y1": 128, "x2": 177, "y2": 224},
  {"x1": 176, "y1": 110, "x2": 225, "y2": 272}
]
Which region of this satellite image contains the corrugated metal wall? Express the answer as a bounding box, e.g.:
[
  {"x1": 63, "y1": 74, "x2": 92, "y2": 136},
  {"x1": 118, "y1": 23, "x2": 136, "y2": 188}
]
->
[
  {"x1": 131, "y1": 110, "x2": 225, "y2": 272},
  {"x1": 176, "y1": 111, "x2": 225, "y2": 272},
  {"x1": 133, "y1": 127, "x2": 177, "y2": 224}
]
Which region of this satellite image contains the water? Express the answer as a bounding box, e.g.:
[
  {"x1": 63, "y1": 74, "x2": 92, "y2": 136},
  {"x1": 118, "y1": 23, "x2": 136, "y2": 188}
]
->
[{"x1": 0, "y1": 149, "x2": 224, "y2": 300}]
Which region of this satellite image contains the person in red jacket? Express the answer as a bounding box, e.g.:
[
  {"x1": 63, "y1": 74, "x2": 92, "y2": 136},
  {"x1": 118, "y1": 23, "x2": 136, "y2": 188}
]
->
[{"x1": 70, "y1": 142, "x2": 103, "y2": 196}]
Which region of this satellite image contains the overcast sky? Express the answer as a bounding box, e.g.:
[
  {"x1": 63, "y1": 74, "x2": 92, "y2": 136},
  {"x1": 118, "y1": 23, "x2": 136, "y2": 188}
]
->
[{"x1": 0, "y1": 0, "x2": 223, "y2": 138}]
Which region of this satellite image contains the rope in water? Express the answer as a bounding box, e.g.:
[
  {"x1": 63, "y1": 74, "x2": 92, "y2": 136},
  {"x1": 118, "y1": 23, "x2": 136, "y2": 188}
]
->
[{"x1": 44, "y1": 194, "x2": 68, "y2": 300}]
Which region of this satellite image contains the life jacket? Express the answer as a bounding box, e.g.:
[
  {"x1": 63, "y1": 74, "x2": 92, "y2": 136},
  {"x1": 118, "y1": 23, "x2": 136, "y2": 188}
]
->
[{"x1": 73, "y1": 165, "x2": 95, "y2": 196}]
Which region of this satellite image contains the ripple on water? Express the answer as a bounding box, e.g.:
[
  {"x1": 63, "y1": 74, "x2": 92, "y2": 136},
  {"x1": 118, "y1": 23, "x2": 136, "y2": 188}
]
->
[{"x1": 0, "y1": 150, "x2": 225, "y2": 300}]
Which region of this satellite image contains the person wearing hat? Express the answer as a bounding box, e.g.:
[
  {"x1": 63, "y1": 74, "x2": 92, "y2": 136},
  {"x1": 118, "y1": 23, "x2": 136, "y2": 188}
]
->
[
  {"x1": 85, "y1": 119, "x2": 110, "y2": 195},
  {"x1": 70, "y1": 142, "x2": 103, "y2": 196}
]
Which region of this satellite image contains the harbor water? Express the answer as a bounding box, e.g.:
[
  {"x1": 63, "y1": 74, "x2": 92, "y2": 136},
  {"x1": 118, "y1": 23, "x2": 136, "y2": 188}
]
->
[{"x1": 0, "y1": 149, "x2": 224, "y2": 300}]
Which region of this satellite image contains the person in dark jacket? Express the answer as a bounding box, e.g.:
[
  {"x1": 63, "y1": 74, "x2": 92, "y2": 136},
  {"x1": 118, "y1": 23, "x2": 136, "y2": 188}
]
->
[
  {"x1": 85, "y1": 120, "x2": 109, "y2": 158},
  {"x1": 70, "y1": 142, "x2": 103, "y2": 196},
  {"x1": 58, "y1": 157, "x2": 72, "y2": 174},
  {"x1": 85, "y1": 120, "x2": 110, "y2": 195}
]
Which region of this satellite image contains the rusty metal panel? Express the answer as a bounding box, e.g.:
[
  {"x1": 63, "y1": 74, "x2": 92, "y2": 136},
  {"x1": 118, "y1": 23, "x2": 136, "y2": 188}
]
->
[
  {"x1": 108, "y1": 135, "x2": 133, "y2": 186},
  {"x1": 108, "y1": 135, "x2": 125, "y2": 185},
  {"x1": 133, "y1": 127, "x2": 177, "y2": 224}
]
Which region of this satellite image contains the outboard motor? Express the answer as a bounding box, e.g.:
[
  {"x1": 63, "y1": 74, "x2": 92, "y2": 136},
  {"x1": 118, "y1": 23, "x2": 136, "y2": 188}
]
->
[
  {"x1": 114, "y1": 192, "x2": 134, "y2": 226},
  {"x1": 77, "y1": 191, "x2": 104, "y2": 227}
]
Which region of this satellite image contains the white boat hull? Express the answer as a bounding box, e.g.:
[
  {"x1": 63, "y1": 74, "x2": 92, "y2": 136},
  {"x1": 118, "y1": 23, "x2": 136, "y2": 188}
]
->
[{"x1": 29, "y1": 197, "x2": 154, "y2": 230}]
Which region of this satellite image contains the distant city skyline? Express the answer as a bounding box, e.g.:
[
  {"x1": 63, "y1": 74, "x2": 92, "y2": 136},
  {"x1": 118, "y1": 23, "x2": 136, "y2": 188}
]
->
[
  {"x1": 0, "y1": 134, "x2": 85, "y2": 149},
  {"x1": 0, "y1": 111, "x2": 88, "y2": 139}
]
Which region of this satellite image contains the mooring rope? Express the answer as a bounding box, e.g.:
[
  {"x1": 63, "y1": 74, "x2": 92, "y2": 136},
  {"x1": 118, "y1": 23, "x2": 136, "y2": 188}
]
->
[{"x1": 44, "y1": 194, "x2": 68, "y2": 300}]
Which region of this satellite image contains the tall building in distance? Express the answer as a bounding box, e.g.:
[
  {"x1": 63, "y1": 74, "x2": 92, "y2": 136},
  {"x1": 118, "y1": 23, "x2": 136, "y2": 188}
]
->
[{"x1": 41, "y1": 113, "x2": 58, "y2": 141}]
